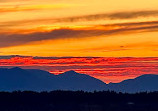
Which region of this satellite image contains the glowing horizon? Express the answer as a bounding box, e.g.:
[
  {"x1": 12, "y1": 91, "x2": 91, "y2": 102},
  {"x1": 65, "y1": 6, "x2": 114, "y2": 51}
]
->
[{"x1": 0, "y1": 56, "x2": 158, "y2": 83}]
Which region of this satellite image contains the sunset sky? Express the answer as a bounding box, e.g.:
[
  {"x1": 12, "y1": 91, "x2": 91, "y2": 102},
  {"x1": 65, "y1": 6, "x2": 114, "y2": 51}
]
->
[{"x1": 0, "y1": 0, "x2": 158, "y2": 83}]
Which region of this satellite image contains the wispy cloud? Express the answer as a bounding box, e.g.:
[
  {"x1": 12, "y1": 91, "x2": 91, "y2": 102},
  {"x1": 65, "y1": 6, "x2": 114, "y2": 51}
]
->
[
  {"x1": 0, "y1": 4, "x2": 69, "y2": 13},
  {"x1": 0, "y1": 0, "x2": 30, "y2": 2},
  {"x1": 57, "y1": 10, "x2": 158, "y2": 22},
  {"x1": 1, "y1": 10, "x2": 158, "y2": 29},
  {"x1": 0, "y1": 20, "x2": 158, "y2": 47}
]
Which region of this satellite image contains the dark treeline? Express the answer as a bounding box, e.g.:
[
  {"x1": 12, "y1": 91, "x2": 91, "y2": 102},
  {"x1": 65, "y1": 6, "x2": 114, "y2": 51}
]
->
[{"x1": 0, "y1": 90, "x2": 158, "y2": 111}]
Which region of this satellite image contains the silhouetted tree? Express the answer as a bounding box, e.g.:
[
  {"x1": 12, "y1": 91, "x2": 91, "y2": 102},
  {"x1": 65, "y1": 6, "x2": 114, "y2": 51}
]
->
[{"x1": 0, "y1": 91, "x2": 158, "y2": 111}]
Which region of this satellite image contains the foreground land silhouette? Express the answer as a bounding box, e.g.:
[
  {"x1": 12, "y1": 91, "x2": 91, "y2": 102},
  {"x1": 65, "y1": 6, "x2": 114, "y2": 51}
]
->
[{"x1": 0, "y1": 90, "x2": 158, "y2": 111}]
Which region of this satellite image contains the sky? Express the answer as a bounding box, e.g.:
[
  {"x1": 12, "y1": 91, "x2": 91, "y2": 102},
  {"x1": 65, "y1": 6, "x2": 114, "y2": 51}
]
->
[
  {"x1": 0, "y1": 0, "x2": 158, "y2": 56},
  {"x1": 0, "y1": 0, "x2": 158, "y2": 83}
]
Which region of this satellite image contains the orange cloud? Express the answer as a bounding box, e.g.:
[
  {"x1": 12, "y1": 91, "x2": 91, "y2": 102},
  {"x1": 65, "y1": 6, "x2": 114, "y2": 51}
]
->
[
  {"x1": 0, "y1": 4, "x2": 70, "y2": 13},
  {"x1": 1, "y1": 10, "x2": 158, "y2": 33}
]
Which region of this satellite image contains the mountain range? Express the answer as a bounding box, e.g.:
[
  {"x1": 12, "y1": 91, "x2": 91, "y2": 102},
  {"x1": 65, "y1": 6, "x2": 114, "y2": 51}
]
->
[{"x1": 0, "y1": 67, "x2": 158, "y2": 93}]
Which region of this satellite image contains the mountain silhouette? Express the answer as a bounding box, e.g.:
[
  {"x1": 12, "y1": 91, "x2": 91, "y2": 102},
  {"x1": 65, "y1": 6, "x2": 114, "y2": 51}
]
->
[
  {"x1": 0, "y1": 67, "x2": 158, "y2": 93},
  {"x1": 0, "y1": 67, "x2": 106, "y2": 91},
  {"x1": 108, "y1": 74, "x2": 158, "y2": 93},
  {"x1": 56, "y1": 70, "x2": 106, "y2": 91}
]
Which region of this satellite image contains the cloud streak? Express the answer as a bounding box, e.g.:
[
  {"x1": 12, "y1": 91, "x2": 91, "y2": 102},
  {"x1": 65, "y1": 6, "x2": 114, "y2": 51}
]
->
[
  {"x1": 0, "y1": 20, "x2": 158, "y2": 47},
  {"x1": 57, "y1": 10, "x2": 158, "y2": 22},
  {"x1": 0, "y1": 4, "x2": 69, "y2": 13},
  {"x1": 1, "y1": 10, "x2": 158, "y2": 29}
]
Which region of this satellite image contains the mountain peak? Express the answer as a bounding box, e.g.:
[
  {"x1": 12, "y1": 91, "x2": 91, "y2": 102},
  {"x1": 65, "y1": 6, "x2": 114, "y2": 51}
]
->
[
  {"x1": 64, "y1": 70, "x2": 78, "y2": 75},
  {"x1": 10, "y1": 67, "x2": 23, "y2": 70},
  {"x1": 135, "y1": 74, "x2": 157, "y2": 79},
  {"x1": 140, "y1": 74, "x2": 156, "y2": 77}
]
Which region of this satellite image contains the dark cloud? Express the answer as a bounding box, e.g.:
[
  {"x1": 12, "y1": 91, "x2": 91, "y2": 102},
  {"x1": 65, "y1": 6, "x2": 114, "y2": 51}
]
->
[
  {"x1": 57, "y1": 10, "x2": 158, "y2": 22},
  {"x1": 1, "y1": 10, "x2": 158, "y2": 28},
  {"x1": 0, "y1": 20, "x2": 158, "y2": 47}
]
